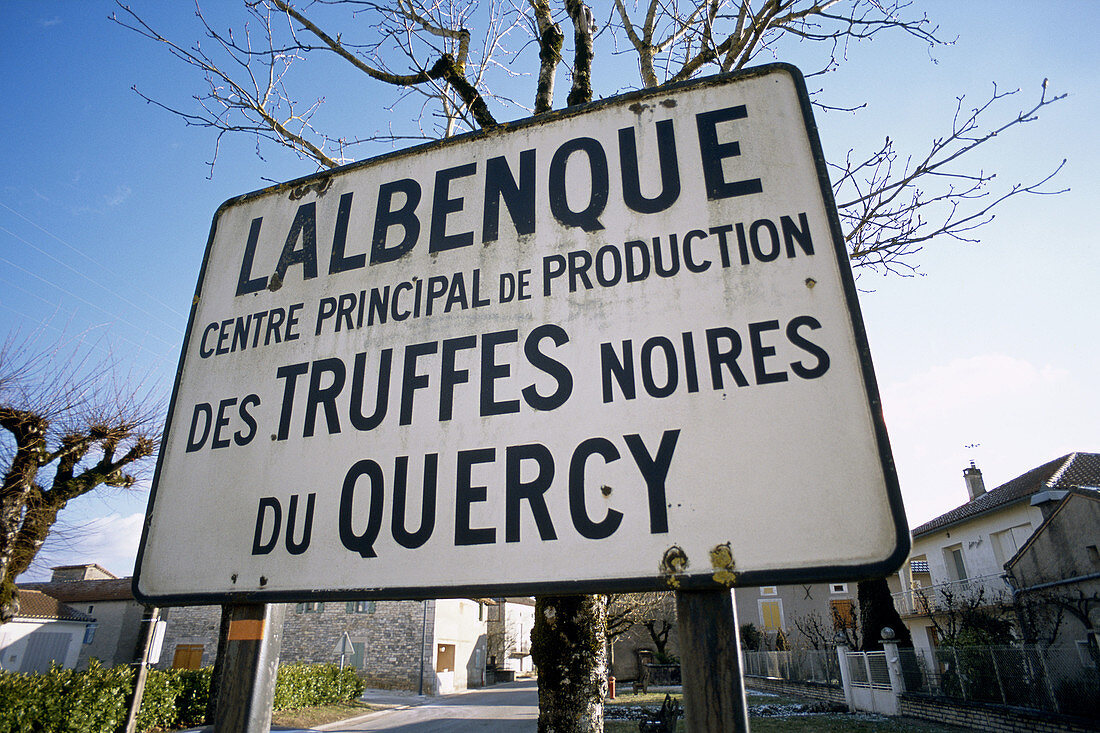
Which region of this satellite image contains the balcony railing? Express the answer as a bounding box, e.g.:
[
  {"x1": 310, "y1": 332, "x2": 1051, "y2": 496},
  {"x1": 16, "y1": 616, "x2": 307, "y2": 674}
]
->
[{"x1": 891, "y1": 574, "x2": 1012, "y2": 616}]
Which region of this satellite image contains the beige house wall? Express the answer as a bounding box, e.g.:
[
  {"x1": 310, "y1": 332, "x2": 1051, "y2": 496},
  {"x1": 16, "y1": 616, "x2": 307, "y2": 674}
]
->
[{"x1": 431, "y1": 598, "x2": 488, "y2": 693}]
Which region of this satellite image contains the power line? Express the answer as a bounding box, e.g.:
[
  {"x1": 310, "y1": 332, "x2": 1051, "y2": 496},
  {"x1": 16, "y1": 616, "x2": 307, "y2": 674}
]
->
[
  {"x1": 0, "y1": 253, "x2": 180, "y2": 351},
  {"x1": 0, "y1": 223, "x2": 185, "y2": 336},
  {"x1": 0, "y1": 297, "x2": 177, "y2": 371},
  {"x1": 0, "y1": 200, "x2": 189, "y2": 320}
]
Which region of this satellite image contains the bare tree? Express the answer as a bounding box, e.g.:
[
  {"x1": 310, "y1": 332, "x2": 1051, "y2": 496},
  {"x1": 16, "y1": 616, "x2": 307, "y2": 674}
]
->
[
  {"x1": 113, "y1": 0, "x2": 1065, "y2": 274},
  {"x1": 1013, "y1": 589, "x2": 1068, "y2": 647},
  {"x1": 791, "y1": 601, "x2": 860, "y2": 650},
  {"x1": 918, "y1": 583, "x2": 1015, "y2": 648},
  {"x1": 1049, "y1": 589, "x2": 1100, "y2": 674},
  {"x1": 606, "y1": 591, "x2": 678, "y2": 669},
  {"x1": 606, "y1": 591, "x2": 671, "y2": 646},
  {"x1": 0, "y1": 334, "x2": 160, "y2": 622},
  {"x1": 113, "y1": 2, "x2": 1067, "y2": 729}
]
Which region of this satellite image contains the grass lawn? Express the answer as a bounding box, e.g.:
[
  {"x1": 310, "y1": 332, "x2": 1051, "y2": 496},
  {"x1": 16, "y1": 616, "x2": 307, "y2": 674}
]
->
[
  {"x1": 269, "y1": 700, "x2": 377, "y2": 728},
  {"x1": 604, "y1": 691, "x2": 968, "y2": 732},
  {"x1": 606, "y1": 714, "x2": 968, "y2": 732}
]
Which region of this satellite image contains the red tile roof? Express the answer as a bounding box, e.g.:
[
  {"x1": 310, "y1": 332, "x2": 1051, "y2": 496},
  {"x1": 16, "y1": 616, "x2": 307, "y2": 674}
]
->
[{"x1": 15, "y1": 590, "x2": 95, "y2": 622}]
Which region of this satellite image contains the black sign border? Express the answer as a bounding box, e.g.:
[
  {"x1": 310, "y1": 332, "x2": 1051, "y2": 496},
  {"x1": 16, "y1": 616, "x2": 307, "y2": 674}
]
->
[{"x1": 134, "y1": 63, "x2": 910, "y2": 605}]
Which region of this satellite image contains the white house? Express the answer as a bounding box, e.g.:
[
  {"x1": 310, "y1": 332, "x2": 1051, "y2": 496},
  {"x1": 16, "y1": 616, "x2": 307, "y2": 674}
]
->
[
  {"x1": 487, "y1": 597, "x2": 535, "y2": 674},
  {"x1": 893, "y1": 452, "x2": 1100, "y2": 658},
  {"x1": 0, "y1": 590, "x2": 95, "y2": 673}
]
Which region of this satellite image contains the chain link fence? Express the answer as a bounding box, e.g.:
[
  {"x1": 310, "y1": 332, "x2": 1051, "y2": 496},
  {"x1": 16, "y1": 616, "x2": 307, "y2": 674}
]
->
[
  {"x1": 744, "y1": 643, "x2": 1098, "y2": 722},
  {"x1": 741, "y1": 649, "x2": 841, "y2": 686},
  {"x1": 900, "y1": 644, "x2": 1099, "y2": 721}
]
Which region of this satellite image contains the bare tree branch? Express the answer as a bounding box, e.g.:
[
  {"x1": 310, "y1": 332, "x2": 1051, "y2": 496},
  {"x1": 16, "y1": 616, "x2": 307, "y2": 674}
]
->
[
  {"x1": 832, "y1": 81, "x2": 1068, "y2": 275},
  {"x1": 529, "y1": 0, "x2": 564, "y2": 113}
]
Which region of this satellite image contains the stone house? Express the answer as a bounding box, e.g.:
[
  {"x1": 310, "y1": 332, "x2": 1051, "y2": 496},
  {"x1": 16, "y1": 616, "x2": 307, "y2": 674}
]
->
[
  {"x1": 19, "y1": 562, "x2": 498, "y2": 694},
  {"x1": 0, "y1": 589, "x2": 95, "y2": 673},
  {"x1": 159, "y1": 596, "x2": 493, "y2": 694}
]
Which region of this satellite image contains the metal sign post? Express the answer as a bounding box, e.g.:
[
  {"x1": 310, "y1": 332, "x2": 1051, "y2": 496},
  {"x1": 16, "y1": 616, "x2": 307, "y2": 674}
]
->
[
  {"x1": 335, "y1": 631, "x2": 355, "y2": 669},
  {"x1": 121, "y1": 607, "x2": 160, "y2": 733},
  {"x1": 677, "y1": 589, "x2": 750, "y2": 732},
  {"x1": 211, "y1": 603, "x2": 286, "y2": 733}
]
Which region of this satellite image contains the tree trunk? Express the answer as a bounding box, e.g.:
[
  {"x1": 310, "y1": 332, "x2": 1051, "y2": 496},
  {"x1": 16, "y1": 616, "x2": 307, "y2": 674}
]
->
[
  {"x1": 858, "y1": 578, "x2": 913, "y2": 650},
  {"x1": 532, "y1": 595, "x2": 607, "y2": 733}
]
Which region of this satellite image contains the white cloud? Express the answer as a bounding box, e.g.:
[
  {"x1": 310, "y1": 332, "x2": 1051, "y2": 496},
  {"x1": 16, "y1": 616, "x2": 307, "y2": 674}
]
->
[
  {"x1": 19, "y1": 512, "x2": 145, "y2": 581},
  {"x1": 105, "y1": 185, "x2": 132, "y2": 207},
  {"x1": 882, "y1": 354, "x2": 1068, "y2": 422}
]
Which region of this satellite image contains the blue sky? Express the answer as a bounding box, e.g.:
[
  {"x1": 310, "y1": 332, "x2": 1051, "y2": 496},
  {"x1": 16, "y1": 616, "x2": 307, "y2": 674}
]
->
[{"x1": 4, "y1": 2, "x2": 1098, "y2": 580}]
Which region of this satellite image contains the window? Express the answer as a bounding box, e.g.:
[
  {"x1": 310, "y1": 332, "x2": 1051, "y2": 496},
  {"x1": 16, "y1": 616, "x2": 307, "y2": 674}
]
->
[
  {"x1": 830, "y1": 583, "x2": 848, "y2": 594},
  {"x1": 830, "y1": 599, "x2": 856, "y2": 630},
  {"x1": 944, "y1": 545, "x2": 967, "y2": 582},
  {"x1": 346, "y1": 601, "x2": 375, "y2": 614},
  {"x1": 172, "y1": 644, "x2": 204, "y2": 670},
  {"x1": 83, "y1": 623, "x2": 98, "y2": 645},
  {"x1": 991, "y1": 524, "x2": 1032, "y2": 567},
  {"x1": 296, "y1": 602, "x2": 325, "y2": 614},
  {"x1": 759, "y1": 599, "x2": 783, "y2": 631},
  {"x1": 760, "y1": 586, "x2": 778, "y2": 596}
]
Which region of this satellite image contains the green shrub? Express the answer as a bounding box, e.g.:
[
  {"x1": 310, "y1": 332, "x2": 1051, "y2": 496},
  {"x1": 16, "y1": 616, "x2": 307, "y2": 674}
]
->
[
  {"x1": 274, "y1": 662, "x2": 365, "y2": 710},
  {"x1": 0, "y1": 660, "x2": 132, "y2": 733},
  {"x1": 171, "y1": 667, "x2": 213, "y2": 727},
  {"x1": 0, "y1": 659, "x2": 360, "y2": 732},
  {"x1": 134, "y1": 668, "x2": 181, "y2": 732}
]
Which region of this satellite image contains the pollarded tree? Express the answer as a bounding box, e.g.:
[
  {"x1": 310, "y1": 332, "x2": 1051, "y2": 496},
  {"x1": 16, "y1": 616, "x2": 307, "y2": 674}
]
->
[
  {"x1": 0, "y1": 335, "x2": 159, "y2": 622},
  {"x1": 114, "y1": 2, "x2": 1065, "y2": 729}
]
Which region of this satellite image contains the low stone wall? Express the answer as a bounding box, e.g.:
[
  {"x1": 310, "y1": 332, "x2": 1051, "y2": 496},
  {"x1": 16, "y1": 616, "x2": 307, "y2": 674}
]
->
[
  {"x1": 745, "y1": 675, "x2": 845, "y2": 705},
  {"x1": 900, "y1": 692, "x2": 1099, "y2": 733}
]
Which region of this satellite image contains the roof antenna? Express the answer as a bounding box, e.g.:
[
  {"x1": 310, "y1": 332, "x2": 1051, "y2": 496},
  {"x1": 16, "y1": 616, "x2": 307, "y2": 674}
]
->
[{"x1": 964, "y1": 443, "x2": 981, "y2": 468}]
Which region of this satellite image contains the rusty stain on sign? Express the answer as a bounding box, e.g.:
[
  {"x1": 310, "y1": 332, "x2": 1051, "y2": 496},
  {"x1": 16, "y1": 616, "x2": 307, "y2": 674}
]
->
[
  {"x1": 709, "y1": 543, "x2": 737, "y2": 586},
  {"x1": 660, "y1": 545, "x2": 690, "y2": 588}
]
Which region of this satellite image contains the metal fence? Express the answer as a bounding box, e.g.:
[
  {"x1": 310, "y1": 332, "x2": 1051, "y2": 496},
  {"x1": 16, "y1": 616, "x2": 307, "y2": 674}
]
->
[
  {"x1": 900, "y1": 644, "x2": 1099, "y2": 720},
  {"x1": 846, "y1": 650, "x2": 891, "y2": 689},
  {"x1": 891, "y1": 574, "x2": 1011, "y2": 616},
  {"x1": 741, "y1": 649, "x2": 841, "y2": 686}
]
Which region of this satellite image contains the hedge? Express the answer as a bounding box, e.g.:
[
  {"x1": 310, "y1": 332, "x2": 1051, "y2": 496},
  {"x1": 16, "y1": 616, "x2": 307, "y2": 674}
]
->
[{"x1": 0, "y1": 660, "x2": 364, "y2": 733}]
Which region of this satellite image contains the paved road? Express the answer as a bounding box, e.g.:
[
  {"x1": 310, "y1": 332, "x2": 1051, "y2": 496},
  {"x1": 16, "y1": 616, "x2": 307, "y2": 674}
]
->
[{"x1": 319, "y1": 680, "x2": 538, "y2": 732}]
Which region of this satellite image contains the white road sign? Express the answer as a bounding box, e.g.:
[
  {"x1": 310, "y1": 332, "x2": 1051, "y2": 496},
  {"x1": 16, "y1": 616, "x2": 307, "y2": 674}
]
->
[{"x1": 135, "y1": 64, "x2": 908, "y2": 604}]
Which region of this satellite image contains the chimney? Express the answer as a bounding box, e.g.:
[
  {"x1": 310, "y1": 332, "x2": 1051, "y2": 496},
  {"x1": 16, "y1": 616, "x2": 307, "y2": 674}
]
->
[{"x1": 963, "y1": 461, "x2": 986, "y2": 501}]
